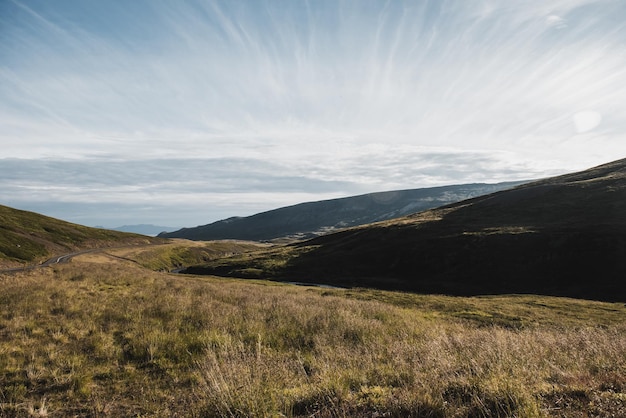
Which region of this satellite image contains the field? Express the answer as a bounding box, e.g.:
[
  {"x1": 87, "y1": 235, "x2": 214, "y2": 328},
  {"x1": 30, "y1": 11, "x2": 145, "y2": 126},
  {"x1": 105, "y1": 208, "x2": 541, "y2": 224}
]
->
[{"x1": 1, "y1": 244, "x2": 625, "y2": 417}]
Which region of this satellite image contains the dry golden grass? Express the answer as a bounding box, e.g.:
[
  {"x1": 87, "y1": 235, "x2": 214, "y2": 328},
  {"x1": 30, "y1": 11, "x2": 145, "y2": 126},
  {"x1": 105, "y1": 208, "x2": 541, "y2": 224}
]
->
[{"x1": 0, "y1": 254, "x2": 625, "y2": 417}]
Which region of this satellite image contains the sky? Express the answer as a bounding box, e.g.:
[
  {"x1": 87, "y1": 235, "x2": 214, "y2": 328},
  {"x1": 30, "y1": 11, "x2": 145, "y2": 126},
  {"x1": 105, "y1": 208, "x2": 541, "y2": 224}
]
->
[{"x1": 2, "y1": 0, "x2": 626, "y2": 228}]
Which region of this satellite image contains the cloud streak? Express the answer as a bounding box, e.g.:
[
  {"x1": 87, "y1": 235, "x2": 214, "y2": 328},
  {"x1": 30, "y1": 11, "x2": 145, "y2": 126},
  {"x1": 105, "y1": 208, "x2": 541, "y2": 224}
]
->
[{"x1": 1, "y1": 0, "x2": 626, "y2": 226}]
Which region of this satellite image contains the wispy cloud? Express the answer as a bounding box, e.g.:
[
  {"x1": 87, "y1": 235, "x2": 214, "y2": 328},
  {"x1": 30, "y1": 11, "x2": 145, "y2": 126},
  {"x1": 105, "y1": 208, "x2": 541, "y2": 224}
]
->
[{"x1": 1, "y1": 0, "x2": 625, "y2": 226}]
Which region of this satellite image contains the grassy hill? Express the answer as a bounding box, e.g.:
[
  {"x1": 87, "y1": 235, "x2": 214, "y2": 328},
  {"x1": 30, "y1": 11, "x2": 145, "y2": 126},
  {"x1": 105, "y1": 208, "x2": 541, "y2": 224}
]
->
[
  {"x1": 184, "y1": 158, "x2": 626, "y2": 302},
  {"x1": 0, "y1": 204, "x2": 160, "y2": 267},
  {"x1": 160, "y1": 181, "x2": 525, "y2": 241}
]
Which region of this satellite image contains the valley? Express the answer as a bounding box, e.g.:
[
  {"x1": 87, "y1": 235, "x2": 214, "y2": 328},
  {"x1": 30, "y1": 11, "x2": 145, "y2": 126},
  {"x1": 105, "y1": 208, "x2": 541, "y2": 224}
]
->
[
  {"x1": 5, "y1": 1, "x2": 626, "y2": 416},
  {"x1": 1, "y1": 159, "x2": 626, "y2": 416}
]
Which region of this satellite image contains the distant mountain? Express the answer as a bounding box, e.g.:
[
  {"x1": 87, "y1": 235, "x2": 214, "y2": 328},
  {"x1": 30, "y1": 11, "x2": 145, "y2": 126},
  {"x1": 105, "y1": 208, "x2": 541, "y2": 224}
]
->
[
  {"x1": 110, "y1": 224, "x2": 179, "y2": 236},
  {"x1": 160, "y1": 181, "x2": 526, "y2": 241},
  {"x1": 0, "y1": 205, "x2": 160, "y2": 267},
  {"x1": 184, "y1": 158, "x2": 626, "y2": 302}
]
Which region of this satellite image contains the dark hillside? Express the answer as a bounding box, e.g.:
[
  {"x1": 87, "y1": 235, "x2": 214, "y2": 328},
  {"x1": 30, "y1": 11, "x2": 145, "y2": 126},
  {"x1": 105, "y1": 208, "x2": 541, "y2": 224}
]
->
[
  {"x1": 162, "y1": 181, "x2": 524, "y2": 241},
  {"x1": 185, "y1": 158, "x2": 626, "y2": 302}
]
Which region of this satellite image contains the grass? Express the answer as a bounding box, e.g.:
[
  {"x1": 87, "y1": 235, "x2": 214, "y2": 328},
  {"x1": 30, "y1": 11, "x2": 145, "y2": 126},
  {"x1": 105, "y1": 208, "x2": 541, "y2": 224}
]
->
[
  {"x1": 105, "y1": 240, "x2": 267, "y2": 272},
  {"x1": 1, "y1": 251, "x2": 625, "y2": 417},
  {"x1": 183, "y1": 245, "x2": 318, "y2": 278},
  {"x1": 0, "y1": 205, "x2": 157, "y2": 267}
]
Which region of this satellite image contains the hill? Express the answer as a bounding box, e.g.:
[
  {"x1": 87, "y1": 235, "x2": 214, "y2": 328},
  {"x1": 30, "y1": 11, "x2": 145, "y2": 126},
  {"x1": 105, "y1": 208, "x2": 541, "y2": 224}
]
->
[
  {"x1": 0, "y1": 204, "x2": 160, "y2": 267},
  {"x1": 184, "y1": 158, "x2": 626, "y2": 302},
  {"x1": 160, "y1": 181, "x2": 525, "y2": 241}
]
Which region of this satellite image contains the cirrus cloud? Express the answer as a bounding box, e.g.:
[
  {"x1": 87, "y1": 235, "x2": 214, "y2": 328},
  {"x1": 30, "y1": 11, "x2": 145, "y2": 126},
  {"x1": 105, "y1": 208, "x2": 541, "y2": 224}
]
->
[{"x1": 1, "y1": 0, "x2": 625, "y2": 227}]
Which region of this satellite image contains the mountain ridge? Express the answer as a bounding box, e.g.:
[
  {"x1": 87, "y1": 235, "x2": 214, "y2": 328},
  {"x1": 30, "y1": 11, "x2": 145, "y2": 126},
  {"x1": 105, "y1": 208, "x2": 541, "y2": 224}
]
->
[
  {"x1": 161, "y1": 181, "x2": 526, "y2": 241},
  {"x1": 107, "y1": 224, "x2": 179, "y2": 236}
]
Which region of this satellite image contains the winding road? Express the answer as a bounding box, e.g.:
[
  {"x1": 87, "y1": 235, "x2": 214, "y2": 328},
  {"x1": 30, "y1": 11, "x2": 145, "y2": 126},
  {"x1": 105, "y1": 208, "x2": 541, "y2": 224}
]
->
[{"x1": 0, "y1": 249, "x2": 100, "y2": 274}]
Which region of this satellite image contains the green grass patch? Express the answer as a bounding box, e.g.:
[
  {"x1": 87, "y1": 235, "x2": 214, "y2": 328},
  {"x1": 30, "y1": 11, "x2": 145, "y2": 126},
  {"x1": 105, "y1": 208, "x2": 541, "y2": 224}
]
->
[
  {"x1": 116, "y1": 241, "x2": 266, "y2": 271},
  {"x1": 0, "y1": 204, "x2": 159, "y2": 266}
]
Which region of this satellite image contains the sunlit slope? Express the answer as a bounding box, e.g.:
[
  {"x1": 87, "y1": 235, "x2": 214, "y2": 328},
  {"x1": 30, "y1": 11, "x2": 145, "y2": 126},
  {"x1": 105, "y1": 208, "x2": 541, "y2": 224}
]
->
[
  {"x1": 0, "y1": 204, "x2": 159, "y2": 266},
  {"x1": 161, "y1": 182, "x2": 525, "y2": 241},
  {"x1": 186, "y1": 158, "x2": 626, "y2": 302}
]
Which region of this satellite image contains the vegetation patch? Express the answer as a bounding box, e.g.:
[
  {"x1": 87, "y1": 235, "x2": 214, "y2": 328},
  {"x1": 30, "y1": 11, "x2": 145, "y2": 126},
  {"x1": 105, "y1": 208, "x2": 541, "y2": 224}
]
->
[
  {"x1": 0, "y1": 204, "x2": 159, "y2": 267},
  {"x1": 113, "y1": 240, "x2": 265, "y2": 272}
]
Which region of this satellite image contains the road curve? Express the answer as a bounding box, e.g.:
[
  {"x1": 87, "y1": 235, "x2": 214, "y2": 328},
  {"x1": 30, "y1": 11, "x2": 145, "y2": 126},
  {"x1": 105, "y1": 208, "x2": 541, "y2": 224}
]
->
[
  {"x1": 0, "y1": 244, "x2": 165, "y2": 274},
  {"x1": 0, "y1": 249, "x2": 99, "y2": 274}
]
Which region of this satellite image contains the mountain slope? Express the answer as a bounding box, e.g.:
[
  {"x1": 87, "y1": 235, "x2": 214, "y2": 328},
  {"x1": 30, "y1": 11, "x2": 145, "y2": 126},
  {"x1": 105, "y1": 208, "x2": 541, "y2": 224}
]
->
[
  {"x1": 0, "y1": 205, "x2": 160, "y2": 267},
  {"x1": 185, "y1": 158, "x2": 626, "y2": 302},
  {"x1": 161, "y1": 181, "x2": 525, "y2": 241}
]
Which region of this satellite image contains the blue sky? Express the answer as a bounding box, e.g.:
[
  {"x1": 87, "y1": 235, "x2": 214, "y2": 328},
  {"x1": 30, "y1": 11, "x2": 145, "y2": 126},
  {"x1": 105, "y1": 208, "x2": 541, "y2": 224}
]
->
[{"x1": 2, "y1": 0, "x2": 626, "y2": 228}]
